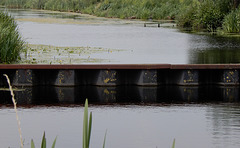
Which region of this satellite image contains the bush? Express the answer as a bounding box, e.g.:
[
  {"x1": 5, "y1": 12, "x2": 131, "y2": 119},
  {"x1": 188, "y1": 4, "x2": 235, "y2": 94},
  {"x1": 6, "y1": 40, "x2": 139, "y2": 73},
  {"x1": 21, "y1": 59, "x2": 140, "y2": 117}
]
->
[
  {"x1": 0, "y1": 12, "x2": 25, "y2": 63},
  {"x1": 1, "y1": 0, "x2": 239, "y2": 33},
  {"x1": 177, "y1": 0, "x2": 225, "y2": 32},
  {"x1": 222, "y1": 9, "x2": 240, "y2": 33},
  {"x1": 194, "y1": 0, "x2": 223, "y2": 32},
  {"x1": 176, "y1": 1, "x2": 200, "y2": 28}
]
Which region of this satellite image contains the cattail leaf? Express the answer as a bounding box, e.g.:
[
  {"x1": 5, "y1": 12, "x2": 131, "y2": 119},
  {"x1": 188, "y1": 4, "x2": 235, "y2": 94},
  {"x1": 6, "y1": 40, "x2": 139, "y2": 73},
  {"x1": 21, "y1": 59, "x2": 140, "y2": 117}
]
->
[
  {"x1": 102, "y1": 130, "x2": 107, "y2": 148},
  {"x1": 31, "y1": 139, "x2": 35, "y2": 148},
  {"x1": 87, "y1": 112, "x2": 92, "y2": 148},
  {"x1": 83, "y1": 99, "x2": 88, "y2": 148},
  {"x1": 51, "y1": 137, "x2": 57, "y2": 148},
  {"x1": 172, "y1": 139, "x2": 175, "y2": 148},
  {"x1": 41, "y1": 132, "x2": 46, "y2": 148}
]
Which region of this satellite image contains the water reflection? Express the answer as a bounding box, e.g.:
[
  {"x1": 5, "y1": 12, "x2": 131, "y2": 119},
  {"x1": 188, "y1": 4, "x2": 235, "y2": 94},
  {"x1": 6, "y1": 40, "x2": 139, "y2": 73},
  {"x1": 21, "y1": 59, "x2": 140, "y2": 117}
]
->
[
  {"x1": 0, "y1": 100, "x2": 240, "y2": 148},
  {"x1": 0, "y1": 8, "x2": 240, "y2": 148},
  {"x1": 188, "y1": 35, "x2": 240, "y2": 64},
  {"x1": 206, "y1": 104, "x2": 240, "y2": 148},
  {"x1": 1, "y1": 8, "x2": 140, "y2": 25},
  {"x1": 1, "y1": 86, "x2": 239, "y2": 105},
  {"x1": 2, "y1": 8, "x2": 87, "y2": 19}
]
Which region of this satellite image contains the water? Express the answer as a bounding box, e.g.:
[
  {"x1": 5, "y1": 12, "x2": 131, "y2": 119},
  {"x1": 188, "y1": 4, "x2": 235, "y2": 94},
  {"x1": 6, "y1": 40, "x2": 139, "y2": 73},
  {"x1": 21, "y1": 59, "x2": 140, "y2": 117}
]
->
[
  {"x1": 1, "y1": 104, "x2": 240, "y2": 148},
  {"x1": 0, "y1": 86, "x2": 240, "y2": 148},
  {"x1": 3, "y1": 8, "x2": 240, "y2": 64},
  {"x1": 18, "y1": 22, "x2": 189, "y2": 64},
  {"x1": 1, "y1": 8, "x2": 240, "y2": 148}
]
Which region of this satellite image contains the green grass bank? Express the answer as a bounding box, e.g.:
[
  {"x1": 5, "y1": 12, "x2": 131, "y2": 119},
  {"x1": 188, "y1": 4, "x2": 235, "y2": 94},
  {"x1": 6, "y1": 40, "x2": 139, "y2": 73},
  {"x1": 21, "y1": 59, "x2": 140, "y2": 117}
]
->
[{"x1": 1, "y1": 0, "x2": 240, "y2": 33}]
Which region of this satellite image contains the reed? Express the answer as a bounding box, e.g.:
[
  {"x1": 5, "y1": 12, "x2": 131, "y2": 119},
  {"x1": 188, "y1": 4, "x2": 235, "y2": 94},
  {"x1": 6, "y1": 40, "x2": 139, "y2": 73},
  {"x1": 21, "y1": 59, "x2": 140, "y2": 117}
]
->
[
  {"x1": 82, "y1": 99, "x2": 92, "y2": 148},
  {"x1": 1, "y1": 0, "x2": 239, "y2": 32},
  {"x1": 222, "y1": 8, "x2": 240, "y2": 33},
  {"x1": 4, "y1": 74, "x2": 57, "y2": 148},
  {"x1": 172, "y1": 139, "x2": 175, "y2": 148},
  {"x1": 83, "y1": 99, "x2": 107, "y2": 148},
  {"x1": 3, "y1": 74, "x2": 24, "y2": 148},
  {"x1": 0, "y1": 12, "x2": 25, "y2": 63},
  {"x1": 31, "y1": 132, "x2": 57, "y2": 148}
]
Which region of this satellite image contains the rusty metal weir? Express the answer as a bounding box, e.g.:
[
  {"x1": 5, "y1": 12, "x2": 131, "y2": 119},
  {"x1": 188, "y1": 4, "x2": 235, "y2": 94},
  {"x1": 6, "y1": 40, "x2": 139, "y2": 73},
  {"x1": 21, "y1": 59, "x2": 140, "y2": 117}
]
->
[
  {"x1": 0, "y1": 64, "x2": 240, "y2": 86},
  {"x1": 0, "y1": 64, "x2": 239, "y2": 104}
]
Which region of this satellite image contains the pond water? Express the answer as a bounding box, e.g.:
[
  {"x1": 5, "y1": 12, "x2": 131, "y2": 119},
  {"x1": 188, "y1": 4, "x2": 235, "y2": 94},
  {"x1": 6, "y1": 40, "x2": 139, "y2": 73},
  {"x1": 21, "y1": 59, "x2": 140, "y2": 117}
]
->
[
  {"x1": 3, "y1": 8, "x2": 240, "y2": 64},
  {"x1": 1, "y1": 103, "x2": 240, "y2": 148},
  {"x1": 0, "y1": 8, "x2": 240, "y2": 148}
]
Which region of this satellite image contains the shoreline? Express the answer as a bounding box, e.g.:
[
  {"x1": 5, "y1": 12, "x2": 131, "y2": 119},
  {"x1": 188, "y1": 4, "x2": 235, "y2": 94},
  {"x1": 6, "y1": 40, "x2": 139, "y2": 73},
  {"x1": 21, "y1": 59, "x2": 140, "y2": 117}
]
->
[
  {"x1": 1, "y1": 6, "x2": 176, "y2": 26},
  {"x1": 2, "y1": 6, "x2": 240, "y2": 36}
]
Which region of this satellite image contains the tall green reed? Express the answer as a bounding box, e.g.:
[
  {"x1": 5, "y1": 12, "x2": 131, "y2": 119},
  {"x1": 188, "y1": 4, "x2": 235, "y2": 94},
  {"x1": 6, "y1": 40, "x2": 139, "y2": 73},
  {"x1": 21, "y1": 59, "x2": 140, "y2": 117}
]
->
[
  {"x1": 83, "y1": 99, "x2": 92, "y2": 148},
  {"x1": 172, "y1": 139, "x2": 175, "y2": 148},
  {"x1": 83, "y1": 99, "x2": 107, "y2": 148},
  {"x1": 0, "y1": 12, "x2": 25, "y2": 63},
  {"x1": 222, "y1": 8, "x2": 240, "y2": 33},
  {"x1": 31, "y1": 132, "x2": 57, "y2": 148}
]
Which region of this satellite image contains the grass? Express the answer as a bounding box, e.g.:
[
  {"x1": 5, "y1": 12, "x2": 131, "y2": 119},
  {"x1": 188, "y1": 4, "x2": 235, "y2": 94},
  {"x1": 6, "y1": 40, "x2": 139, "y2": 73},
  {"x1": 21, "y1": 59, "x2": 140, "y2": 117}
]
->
[
  {"x1": 3, "y1": 74, "x2": 23, "y2": 148},
  {"x1": 31, "y1": 132, "x2": 57, "y2": 148},
  {"x1": 222, "y1": 8, "x2": 240, "y2": 33},
  {"x1": 172, "y1": 139, "x2": 175, "y2": 148},
  {"x1": 4, "y1": 74, "x2": 57, "y2": 148},
  {"x1": 83, "y1": 99, "x2": 107, "y2": 148},
  {"x1": 82, "y1": 99, "x2": 92, "y2": 148},
  {"x1": 2, "y1": 0, "x2": 240, "y2": 33},
  {"x1": 0, "y1": 12, "x2": 25, "y2": 63}
]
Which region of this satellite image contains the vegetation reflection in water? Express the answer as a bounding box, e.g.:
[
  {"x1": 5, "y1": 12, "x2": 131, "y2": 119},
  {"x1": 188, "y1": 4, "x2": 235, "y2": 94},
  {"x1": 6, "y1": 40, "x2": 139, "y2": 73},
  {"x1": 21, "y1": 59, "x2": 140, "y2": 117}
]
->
[
  {"x1": 188, "y1": 34, "x2": 240, "y2": 64},
  {"x1": 3, "y1": 8, "x2": 146, "y2": 26},
  {"x1": 190, "y1": 48, "x2": 240, "y2": 64}
]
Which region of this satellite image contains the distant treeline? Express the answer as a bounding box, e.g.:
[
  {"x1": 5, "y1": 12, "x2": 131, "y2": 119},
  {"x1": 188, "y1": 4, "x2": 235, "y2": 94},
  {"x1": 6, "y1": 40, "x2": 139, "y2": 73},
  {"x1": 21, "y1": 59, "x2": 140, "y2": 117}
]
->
[{"x1": 1, "y1": 0, "x2": 240, "y2": 33}]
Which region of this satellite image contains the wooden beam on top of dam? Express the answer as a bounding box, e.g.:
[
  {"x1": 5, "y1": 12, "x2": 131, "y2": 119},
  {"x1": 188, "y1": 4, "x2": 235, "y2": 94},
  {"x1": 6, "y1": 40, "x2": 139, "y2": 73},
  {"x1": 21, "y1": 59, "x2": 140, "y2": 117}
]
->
[{"x1": 0, "y1": 64, "x2": 240, "y2": 86}]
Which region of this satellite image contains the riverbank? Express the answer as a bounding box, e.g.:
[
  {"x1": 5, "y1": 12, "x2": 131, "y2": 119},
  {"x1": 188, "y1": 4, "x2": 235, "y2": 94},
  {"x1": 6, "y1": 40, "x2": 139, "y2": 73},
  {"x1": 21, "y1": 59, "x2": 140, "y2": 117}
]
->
[{"x1": 1, "y1": 0, "x2": 240, "y2": 34}]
